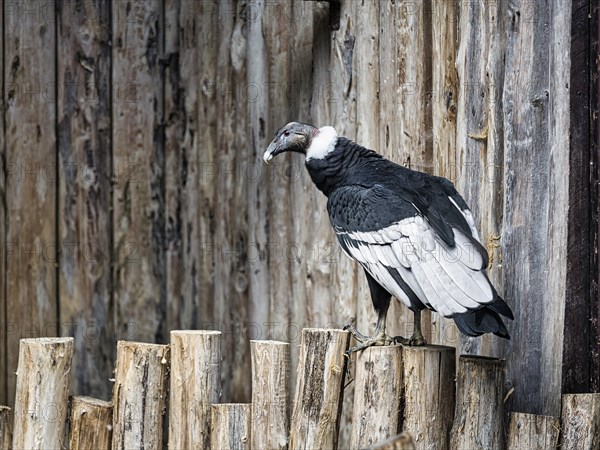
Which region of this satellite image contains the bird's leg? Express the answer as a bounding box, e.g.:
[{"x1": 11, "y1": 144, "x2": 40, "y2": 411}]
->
[
  {"x1": 393, "y1": 309, "x2": 427, "y2": 346},
  {"x1": 345, "y1": 305, "x2": 394, "y2": 355}
]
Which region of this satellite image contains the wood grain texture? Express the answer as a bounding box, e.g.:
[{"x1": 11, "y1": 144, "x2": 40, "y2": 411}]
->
[
  {"x1": 0, "y1": 406, "x2": 10, "y2": 450},
  {"x1": 500, "y1": 0, "x2": 568, "y2": 416},
  {"x1": 366, "y1": 432, "x2": 417, "y2": 450},
  {"x1": 402, "y1": 346, "x2": 455, "y2": 450},
  {"x1": 57, "y1": 0, "x2": 113, "y2": 400},
  {"x1": 112, "y1": 341, "x2": 169, "y2": 450},
  {"x1": 430, "y1": 0, "x2": 460, "y2": 348},
  {"x1": 450, "y1": 356, "x2": 506, "y2": 450},
  {"x1": 12, "y1": 338, "x2": 73, "y2": 450},
  {"x1": 0, "y1": 0, "x2": 5, "y2": 406},
  {"x1": 211, "y1": 404, "x2": 252, "y2": 450},
  {"x1": 250, "y1": 340, "x2": 290, "y2": 450},
  {"x1": 507, "y1": 412, "x2": 560, "y2": 450},
  {"x1": 68, "y1": 396, "x2": 112, "y2": 450},
  {"x1": 169, "y1": 330, "x2": 221, "y2": 450},
  {"x1": 112, "y1": 0, "x2": 166, "y2": 346},
  {"x1": 560, "y1": 394, "x2": 600, "y2": 449},
  {"x1": 563, "y1": 0, "x2": 594, "y2": 394},
  {"x1": 350, "y1": 345, "x2": 402, "y2": 449},
  {"x1": 4, "y1": 0, "x2": 58, "y2": 405},
  {"x1": 289, "y1": 329, "x2": 349, "y2": 450}
]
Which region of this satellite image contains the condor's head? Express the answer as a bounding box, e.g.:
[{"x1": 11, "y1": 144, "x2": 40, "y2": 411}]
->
[{"x1": 263, "y1": 122, "x2": 338, "y2": 163}]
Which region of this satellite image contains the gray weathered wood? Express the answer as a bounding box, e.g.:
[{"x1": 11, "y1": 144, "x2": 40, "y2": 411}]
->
[
  {"x1": 251, "y1": 340, "x2": 290, "y2": 450},
  {"x1": 112, "y1": 0, "x2": 165, "y2": 345},
  {"x1": 402, "y1": 346, "x2": 455, "y2": 450},
  {"x1": 112, "y1": 341, "x2": 169, "y2": 450},
  {"x1": 69, "y1": 396, "x2": 112, "y2": 450},
  {"x1": 290, "y1": 329, "x2": 349, "y2": 450},
  {"x1": 12, "y1": 338, "x2": 73, "y2": 450},
  {"x1": 169, "y1": 330, "x2": 221, "y2": 449},
  {"x1": 367, "y1": 432, "x2": 417, "y2": 450},
  {"x1": 211, "y1": 404, "x2": 252, "y2": 450},
  {"x1": 4, "y1": 0, "x2": 58, "y2": 405},
  {"x1": 57, "y1": 0, "x2": 113, "y2": 400},
  {"x1": 507, "y1": 412, "x2": 560, "y2": 450},
  {"x1": 560, "y1": 393, "x2": 600, "y2": 449},
  {"x1": 450, "y1": 356, "x2": 506, "y2": 450},
  {"x1": 350, "y1": 345, "x2": 402, "y2": 449},
  {"x1": 0, "y1": 406, "x2": 10, "y2": 450}
]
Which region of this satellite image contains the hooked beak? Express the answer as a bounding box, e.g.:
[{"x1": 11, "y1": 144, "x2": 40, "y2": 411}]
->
[{"x1": 263, "y1": 142, "x2": 276, "y2": 164}]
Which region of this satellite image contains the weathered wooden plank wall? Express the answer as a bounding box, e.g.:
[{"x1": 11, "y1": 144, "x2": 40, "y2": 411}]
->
[{"x1": 0, "y1": 0, "x2": 588, "y2": 428}]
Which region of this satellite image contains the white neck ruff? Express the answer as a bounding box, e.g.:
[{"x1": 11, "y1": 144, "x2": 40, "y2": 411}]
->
[{"x1": 305, "y1": 126, "x2": 338, "y2": 161}]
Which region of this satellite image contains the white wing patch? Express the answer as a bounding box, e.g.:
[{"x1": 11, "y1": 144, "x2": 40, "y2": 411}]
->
[
  {"x1": 448, "y1": 196, "x2": 480, "y2": 240},
  {"x1": 337, "y1": 215, "x2": 494, "y2": 318}
]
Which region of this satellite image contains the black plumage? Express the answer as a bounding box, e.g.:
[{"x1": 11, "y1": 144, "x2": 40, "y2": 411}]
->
[{"x1": 264, "y1": 122, "x2": 513, "y2": 350}]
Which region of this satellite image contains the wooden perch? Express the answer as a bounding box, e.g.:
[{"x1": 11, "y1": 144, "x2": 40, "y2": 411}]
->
[
  {"x1": 450, "y1": 356, "x2": 506, "y2": 450},
  {"x1": 169, "y1": 330, "x2": 221, "y2": 449},
  {"x1": 112, "y1": 341, "x2": 170, "y2": 450},
  {"x1": 290, "y1": 328, "x2": 350, "y2": 450},
  {"x1": 12, "y1": 337, "x2": 74, "y2": 450},
  {"x1": 211, "y1": 403, "x2": 252, "y2": 450},
  {"x1": 0, "y1": 406, "x2": 11, "y2": 450},
  {"x1": 251, "y1": 340, "x2": 290, "y2": 450},
  {"x1": 69, "y1": 396, "x2": 112, "y2": 450},
  {"x1": 507, "y1": 412, "x2": 560, "y2": 449},
  {"x1": 402, "y1": 345, "x2": 456, "y2": 450},
  {"x1": 350, "y1": 345, "x2": 403, "y2": 449},
  {"x1": 560, "y1": 393, "x2": 600, "y2": 449}
]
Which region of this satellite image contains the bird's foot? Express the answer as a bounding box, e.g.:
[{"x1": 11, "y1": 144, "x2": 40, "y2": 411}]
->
[
  {"x1": 343, "y1": 324, "x2": 394, "y2": 356},
  {"x1": 393, "y1": 331, "x2": 427, "y2": 347}
]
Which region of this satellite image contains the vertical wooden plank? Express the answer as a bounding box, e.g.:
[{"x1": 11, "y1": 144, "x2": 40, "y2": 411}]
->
[
  {"x1": 57, "y1": 0, "x2": 113, "y2": 400},
  {"x1": 112, "y1": 0, "x2": 165, "y2": 344},
  {"x1": 211, "y1": 404, "x2": 252, "y2": 450},
  {"x1": 430, "y1": 0, "x2": 460, "y2": 347},
  {"x1": 563, "y1": 0, "x2": 594, "y2": 393},
  {"x1": 0, "y1": 0, "x2": 5, "y2": 406},
  {"x1": 328, "y1": 3, "x2": 359, "y2": 447},
  {"x1": 227, "y1": 0, "x2": 252, "y2": 402},
  {"x1": 353, "y1": 0, "x2": 380, "y2": 343},
  {"x1": 4, "y1": 0, "x2": 58, "y2": 404},
  {"x1": 0, "y1": 406, "x2": 11, "y2": 450},
  {"x1": 307, "y1": 1, "x2": 334, "y2": 327},
  {"x1": 195, "y1": 0, "x2": 218, "y2": 329},
  {"x1": 501, "y1": 0, "x2": 567, "y2": 416},
  {"x1": 246, "y1": 0, "x2": 270, "y2": 333},
  {"x1": 288, "y1": 0, "x2": 315, "y2": 398}
]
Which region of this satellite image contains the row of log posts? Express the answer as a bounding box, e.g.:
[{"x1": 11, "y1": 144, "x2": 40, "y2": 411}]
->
[{"x1": 2, "y1": 333, "x2": 600, "y2": 449}]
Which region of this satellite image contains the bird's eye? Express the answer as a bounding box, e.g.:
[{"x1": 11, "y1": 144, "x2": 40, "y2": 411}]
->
[{"x1": 284, "y1": 130, "x2": 291, "y2": 137}]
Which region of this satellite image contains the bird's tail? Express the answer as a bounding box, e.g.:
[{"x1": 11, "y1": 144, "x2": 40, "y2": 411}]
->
[{"x1": 453, "y1": 296, "x2": 514, "y2": 339}]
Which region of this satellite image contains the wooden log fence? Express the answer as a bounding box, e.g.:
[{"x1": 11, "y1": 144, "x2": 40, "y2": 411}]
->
[{"x1": 0, "y1": 331, "x2": 598, "y2": 448}]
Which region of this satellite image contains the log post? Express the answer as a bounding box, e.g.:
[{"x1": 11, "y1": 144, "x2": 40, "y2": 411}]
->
[
  {"x1": 366, "y1": 431, "x2": 417, "y2": 450},
  {"x1": 402, "y1": 345, "x2": 456, "y2": 450},
  {"x1": 211, "y1": 403, "x2": 252, "y2": 450},
  {"x1": 350, "y1": 345, "x2": 403, "y2": 449},
  {"x1": 12, "y1": 337, "x2": 73, "y2": 450},
  {"x1": 169, "y1": 330, "x2": 221, "y2": 449},
  {"x1": 560, "y1": 393, "x2": 600, "y2": 449},
  {"x1": 289, "y1": 328, "x2": 350, "y2": 450},
  {"x1": 251, "y1": 340, "x2": 290, "y2": 450},
  {"x1": 450, "y1": 356, "x2": 506, "y2": 450},
  {"x1": 69, "y1": 396, "x2": 112, "y2": 450},
  {"x1": 0, "y1": 406, "x2": 11, "y2": 450},
  {"x1": 507, "y1": 412, "x2": 560, "y2": 449},
  {"x1": 112, "y1": 341, "x2": 169, "y2": 450}
]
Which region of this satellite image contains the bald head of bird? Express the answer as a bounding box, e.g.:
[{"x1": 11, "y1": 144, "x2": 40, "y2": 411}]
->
[{"x1": 263, "y1": 122, "x2": 320, "y2": 163}]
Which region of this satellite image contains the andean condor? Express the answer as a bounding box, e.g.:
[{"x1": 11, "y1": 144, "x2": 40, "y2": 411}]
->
[{"x1": 263, "y1": 122, "x2": 514, "y2": 352}]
